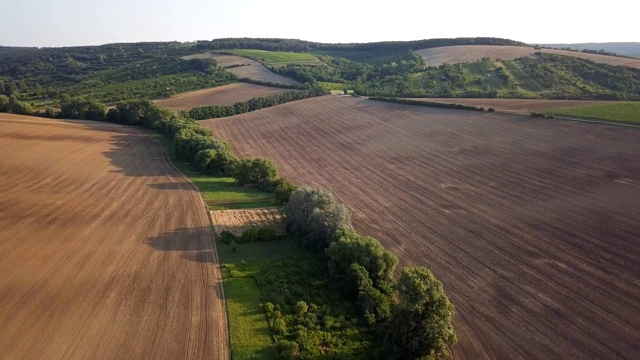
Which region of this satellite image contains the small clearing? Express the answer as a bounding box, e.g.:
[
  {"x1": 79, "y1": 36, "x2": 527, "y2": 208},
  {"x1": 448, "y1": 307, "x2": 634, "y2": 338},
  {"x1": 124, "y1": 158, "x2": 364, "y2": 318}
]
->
[
  {"x1": 416, "y1": 45, "x2": 640, "y2": 68},
  {"x1": 153, "y1": 83, "x2": 290, "y2": 110}
]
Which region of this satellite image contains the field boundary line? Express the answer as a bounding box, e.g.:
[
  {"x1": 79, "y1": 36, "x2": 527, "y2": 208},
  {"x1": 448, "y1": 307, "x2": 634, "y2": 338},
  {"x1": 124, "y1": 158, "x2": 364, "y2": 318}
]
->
[
  {"x1": 143, "y1": 129, "x2": 232, "y2": 360},
  {"x1": 549, "y1": 115, "x2": 640, "y2": 129}
]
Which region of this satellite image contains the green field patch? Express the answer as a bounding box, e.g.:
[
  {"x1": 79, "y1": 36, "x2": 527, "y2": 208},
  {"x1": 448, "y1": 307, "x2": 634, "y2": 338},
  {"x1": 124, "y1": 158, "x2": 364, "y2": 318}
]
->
[
  {"x1": 550, "y1": 102, "x2": 640, "y2": 124},
  {"x1": 148, "y1": 132, "x2": 275, "y2": 209},
  {"x1": 228, "y1": 49, "x2": 317, "y2": 65}
]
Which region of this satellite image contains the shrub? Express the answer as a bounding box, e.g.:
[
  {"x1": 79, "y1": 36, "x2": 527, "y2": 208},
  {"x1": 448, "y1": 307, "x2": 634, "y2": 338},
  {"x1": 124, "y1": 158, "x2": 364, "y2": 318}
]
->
[
  {"x1": 241, "y1": 226, "x2": 258, "y2": 243},
  {"x1": 219, "y1": 230, "x2": 237, "y2": 244},
  {"x1": 256, "y1": 225, "x2": 277, "y2": 242}
]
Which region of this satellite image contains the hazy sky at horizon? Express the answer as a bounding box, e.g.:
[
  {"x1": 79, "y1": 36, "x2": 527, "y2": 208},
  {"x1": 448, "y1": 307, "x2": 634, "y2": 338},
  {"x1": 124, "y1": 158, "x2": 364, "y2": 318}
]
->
[{"x1": 0, "y1": 0, "x2": 636, "y2": 47}]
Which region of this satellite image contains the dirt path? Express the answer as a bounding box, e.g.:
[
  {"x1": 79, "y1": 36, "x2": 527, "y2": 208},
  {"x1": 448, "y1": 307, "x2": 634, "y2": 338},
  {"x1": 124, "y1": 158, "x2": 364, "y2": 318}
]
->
[
  {"x1": 0, "y1": 115, "x2": 228, "y2": 359},
  {"x1": 201, "y1": 96, "x2": 640, "y2": 359}
]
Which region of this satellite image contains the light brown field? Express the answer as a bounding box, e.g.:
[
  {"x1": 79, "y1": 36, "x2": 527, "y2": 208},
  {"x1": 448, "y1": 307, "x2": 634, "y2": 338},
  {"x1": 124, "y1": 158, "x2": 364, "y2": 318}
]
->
[
  {"x1": 211, "y1": 208, "x2": 284, "y2": 237},
  {"x1": 409, "y1": 98, "x2": 613, "y2": 115},
  {"x1": 153, "y1": 83, "x2": 290, "y2": 110},
  {"x1": 201, "y1": 96, "x2": 640, "y2": 359},
  {"x1": 183, "y1": 53, "x2": 299, "y2": 85},
  {"x1": 0, "y1": 114, "x2": 228, "y2": 360},
  {"x1": 416, "y1": 45, "x2": 640, "y2": 68}
]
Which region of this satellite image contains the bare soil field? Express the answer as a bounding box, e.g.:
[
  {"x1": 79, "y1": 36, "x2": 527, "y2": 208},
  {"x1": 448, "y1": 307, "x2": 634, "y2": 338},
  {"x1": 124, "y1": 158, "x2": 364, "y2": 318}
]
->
[
  {"x1": 211, "y1": 208, "x2": 284, "y2": 237},
  {"x1": 153, "y1": 83, "x2": 290, "y2": 110},
  {"x1": 409, "y1": 98, "x2": 612, "y2": 115},
  {"x1": 183, "y1": 53, "x2": 299, "y2": 85},
  {"x1": 416, "y1": 45, "x2": 640, "y2": 68},
  {"x1": 201, "y1": 96, "x2": 640, "y2": 359},
  {"x1": 0, "y1": 114, "x2": 227, "y2": 359}
]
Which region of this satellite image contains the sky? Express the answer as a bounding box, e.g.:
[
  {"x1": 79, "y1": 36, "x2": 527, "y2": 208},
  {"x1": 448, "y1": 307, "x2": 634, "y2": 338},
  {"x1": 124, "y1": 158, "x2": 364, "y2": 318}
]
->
[{"x1": 0, "y1": 0, "x2": 637, "y2": 47}]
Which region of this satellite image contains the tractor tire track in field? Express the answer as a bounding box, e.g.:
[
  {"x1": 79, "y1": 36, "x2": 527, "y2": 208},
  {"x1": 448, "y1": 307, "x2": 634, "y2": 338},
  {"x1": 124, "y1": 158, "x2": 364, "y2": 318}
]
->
[
  {"x1": 201, "y1": 96, "x2": 640, "y2": 359},
  {"x1": 0, "y1": 114, "x2": 228, "y2": 360}
]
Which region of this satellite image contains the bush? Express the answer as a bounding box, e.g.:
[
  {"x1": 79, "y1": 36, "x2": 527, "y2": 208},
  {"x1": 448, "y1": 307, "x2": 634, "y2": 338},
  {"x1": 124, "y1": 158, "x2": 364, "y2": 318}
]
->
[
  {"x1": 219, "y1": 230, "x2": 237, "y2": 244},
  {"x1": 241, "y1": 226, "x2": 258, "y2": 243},
  {"x1": 256, "y1": 226, "x2": 277, "y2": 242},
  {"x1": 274, "y1": 178, "x2": 298, "y2": 205},
  {"x1": 488, "y1": 107, "x2": 496, "y2": 112}
]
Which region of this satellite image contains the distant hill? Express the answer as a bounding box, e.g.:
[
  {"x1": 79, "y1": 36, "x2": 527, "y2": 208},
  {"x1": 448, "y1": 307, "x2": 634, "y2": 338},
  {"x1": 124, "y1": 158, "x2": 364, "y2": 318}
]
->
[
  {"x1": 541, "y1": 43, "x2": 640, "y2": 58},
  {"x1": 415, "y1": 45, "x2": 640, "y2": 69}
]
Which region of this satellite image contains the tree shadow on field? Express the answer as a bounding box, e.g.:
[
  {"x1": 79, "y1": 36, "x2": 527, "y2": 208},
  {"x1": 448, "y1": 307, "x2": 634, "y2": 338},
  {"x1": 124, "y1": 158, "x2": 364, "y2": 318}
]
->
[
  {"x1": 147, "y1": 182, "x2": 192, "y2": 191},
  {"x1": 146, "y1": 226, "x2": 217, "y2": 264},
  {"x1": 102, "y1": 130, "x2": 180, "y2": 178}
]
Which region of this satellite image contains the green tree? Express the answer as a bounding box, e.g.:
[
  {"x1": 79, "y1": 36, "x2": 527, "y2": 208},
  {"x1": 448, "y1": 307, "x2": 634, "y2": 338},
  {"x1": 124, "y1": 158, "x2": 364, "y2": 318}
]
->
[
  {"x1": 347, "y1": 263, "x2": 392, "y2": 326},
  {"x1": 326, "y1": 230, "x2": 397, "y2": 294},
  {"x1": 385, "y1": 267, "x2": 457, "y2": 360},
  {"x1": 283, "y1": 187, "x2": 353, "y2": 250}
]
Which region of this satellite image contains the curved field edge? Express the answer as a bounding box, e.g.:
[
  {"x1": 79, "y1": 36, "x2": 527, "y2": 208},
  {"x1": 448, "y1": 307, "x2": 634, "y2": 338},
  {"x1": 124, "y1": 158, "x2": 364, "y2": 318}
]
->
[
  {"x1": 153, "y1": 83, "x2": 291, "y2": 110},
  {"x1": 0, "y1": 114, "x2": 228, "y2": 360},
  {"x1": 200, "y1": 96, "x2": 640, "y2": 359}
]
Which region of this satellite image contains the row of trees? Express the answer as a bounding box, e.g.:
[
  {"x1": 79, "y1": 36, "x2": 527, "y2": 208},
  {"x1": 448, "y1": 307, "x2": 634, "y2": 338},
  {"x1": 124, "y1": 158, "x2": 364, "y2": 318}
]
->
[
  {"x1": 282, "y1": 187, "x2": 457, "y2": 359},
  {"x1": 188, "y1": 84, "x2": 328, "y2": 120}
]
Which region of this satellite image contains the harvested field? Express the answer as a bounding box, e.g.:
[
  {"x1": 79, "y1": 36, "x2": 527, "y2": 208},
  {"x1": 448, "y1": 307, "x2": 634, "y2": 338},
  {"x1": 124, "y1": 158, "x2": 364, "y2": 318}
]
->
[
  {"x1": 409, "y1": 98, "x2": 612, "y2": 115},
  {"x1": 0, "y1": 114, "x2": 227, "y2": 359},
  {"x1": 201, "y1": 96, "x2": 640, "y2": 359},
  {"x1": 183, "y1": 53, "x2": 299, "y2": 85},
  {"x1": 211, "y1": 208, "x2": 284, "y2": 237},
  {"x1": 416, "y1": 45, "x2": 640, "y2": 68},
  {"x1": 153, "y1": 83, "x2": 290, "y2": 110}
]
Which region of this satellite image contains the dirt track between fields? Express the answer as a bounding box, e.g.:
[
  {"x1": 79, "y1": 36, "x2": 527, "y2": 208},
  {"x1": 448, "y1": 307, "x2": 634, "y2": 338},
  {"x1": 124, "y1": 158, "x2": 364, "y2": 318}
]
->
[
  {"x1": 201, "y1": 96, "x2": 640, "y2": 359},
  {"x1": 0, "y1": 114, "x2": 228, "y2": 359}
]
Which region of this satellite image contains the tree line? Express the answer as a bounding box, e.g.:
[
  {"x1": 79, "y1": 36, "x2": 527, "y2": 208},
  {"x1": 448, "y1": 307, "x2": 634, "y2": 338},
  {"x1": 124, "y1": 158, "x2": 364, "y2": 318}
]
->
[
  {"x1": 279, "y1": 187, "x2": 457, "y2": 359},
  {"x1": 369, "y1": 97, "x2": 491, "y2": 112},
  {"x1": 188, "y1": 84, "x2": 328, "y2": 120}
]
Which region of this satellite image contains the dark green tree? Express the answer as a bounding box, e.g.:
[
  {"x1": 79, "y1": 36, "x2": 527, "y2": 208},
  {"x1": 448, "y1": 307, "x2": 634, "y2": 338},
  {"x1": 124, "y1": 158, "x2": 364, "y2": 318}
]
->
[{"x1": 385, "y1": 267, "x2": 457, "y2": 359}]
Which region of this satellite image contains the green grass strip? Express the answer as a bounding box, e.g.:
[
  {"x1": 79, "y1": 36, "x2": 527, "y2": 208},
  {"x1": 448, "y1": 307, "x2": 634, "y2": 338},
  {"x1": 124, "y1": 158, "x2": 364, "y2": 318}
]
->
[
  {"x1": 550, "y1": 102, "x2": 640, "y2": 124},
  {"x1": 148, "y1": 132, "x2": 275, "y2": 209}
]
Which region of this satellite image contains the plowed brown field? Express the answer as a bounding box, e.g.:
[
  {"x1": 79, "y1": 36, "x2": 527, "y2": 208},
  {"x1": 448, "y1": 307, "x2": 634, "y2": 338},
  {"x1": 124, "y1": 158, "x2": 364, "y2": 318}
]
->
[
  {"x1": 153, "y1": 83, "x2": 290, "y2": 110},
  {"x1": 201, "y1": 96, "x2": 640, "y2": 359},
  {"x1": 0, "y1": 114, "x2": 228, "y2": 359},
  {"x1": 416, "y1": 45, "x2": 640, "y2": 68}
]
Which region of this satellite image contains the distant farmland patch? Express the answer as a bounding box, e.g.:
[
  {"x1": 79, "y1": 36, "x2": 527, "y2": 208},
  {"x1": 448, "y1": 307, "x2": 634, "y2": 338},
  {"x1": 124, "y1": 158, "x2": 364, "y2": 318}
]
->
[
  {"x1": 153, "y1": 83, "x2": 290, "y2": 110},
  {"x1": 183, "y1": 53, "x2": 300, "y2": 85},
  {"x1": 416, "y1": 45, "x2": 640, "y2": 68},
  {"x1": 227, "y1": 49, "x2": 318, "y2": 65}
]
